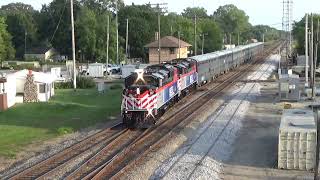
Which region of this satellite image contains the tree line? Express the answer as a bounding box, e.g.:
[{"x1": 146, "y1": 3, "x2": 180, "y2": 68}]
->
[{"x1": 0, "y1": 0, "x2": 281, "y2": 64}]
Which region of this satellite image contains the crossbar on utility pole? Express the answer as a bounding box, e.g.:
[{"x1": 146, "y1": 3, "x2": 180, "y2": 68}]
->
[{"x1": 70, "y1": 0, "x2": 76, "y2": 90}]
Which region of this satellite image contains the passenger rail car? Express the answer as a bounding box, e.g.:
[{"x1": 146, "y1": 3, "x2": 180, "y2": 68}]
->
[{"x1": 121, "y1": 42, "x2": 264, "y2": 128}]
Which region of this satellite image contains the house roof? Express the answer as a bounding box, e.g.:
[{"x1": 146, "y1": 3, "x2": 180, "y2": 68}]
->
[
  {"x1": 25, "y1": 47, "x2": 56, "y2": 55},
  {"x1": 14, "y1": 69, "x2": 56, "y2": 84},
  {"x1": 144, "y1": 36, "x2": 192, "y2": 48}
]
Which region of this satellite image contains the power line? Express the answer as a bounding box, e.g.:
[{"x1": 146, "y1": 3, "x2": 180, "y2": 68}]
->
[
  {"x1": 149, "y1": 3, "x2": 168, "y2": 64},
  {"x1": 50, "y1": 0, "x2": 67, "y2": 43}
]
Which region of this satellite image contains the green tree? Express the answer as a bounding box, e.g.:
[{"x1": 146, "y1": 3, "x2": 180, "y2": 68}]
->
[
  {"x1": 213, "y1": 4, "x2": 250, "y2": 43},
  {"x1": 182, "y1": 7, "x2": 208, "y2": 18},
  {"x1": 76, "y1": 7, "x2": 97, "y2": 61},
  {"x1": 0, "y1": 3, "x2": 38, "y2": 58},
  {"x1": 198, "y1": 19, "x2": 222, "y2": 53},
  {"x1": 0, "y1": 17, "x2": 15, "y2": 66},
  {"x1": 118, "y1": 4, "x2": 158, "y2": 60},
  {"x1": 292, "y1": 15, "x2": 320, "y2": 55},
  {"x1": 248, "y1": 25, "x2": 280, "y2": 42},
  {"x1": 38, "y1": 0, "x2": 80, "y2": 57}
]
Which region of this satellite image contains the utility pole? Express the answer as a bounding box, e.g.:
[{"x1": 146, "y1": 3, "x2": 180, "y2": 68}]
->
[
  {"x1": 229, "y1": 33, "x2": 232, "y2": 45},
  {"x1": 178, "y1": 31, "x2": 181, "y2": 59},
  {"x1": 150, "y1": 3, "x2": 167, "y2": 64},
  {"x1": 158, "y1": 13, "x2": 161, "y2": 64},
  {"x1": 311, "y1": 14, "x2": 314, "y2": 98},
  {"x1": 194, "y1": 15, "x2": 197, "y2": 55},
  {"x1": 24, "y1": 30, "x2": 27, "y2": 59},
  {"x1": 262, "y1": 33, "x2": 265, "y2": 43},
  {"x1": 201, "y1": 33, "x2": 208, "y2": 55},
  {"x1": 116, "y1": 1, "x2": 119, "y2": 65},
  {"x1": 237, "y1": 32, "x2": 240, "y2": 46},
  {"x1": 70, "y1": 0, "x2": 76, "y2": 90},
  {"x1": 106, "y1": 15, "x2": 109, "y2": 72},
  {"x1": 305, "y1": 14, "x2": 309, "y2": 86},
  {"x1": 314, "y1": 19, "x2": 319, "y2": 98},
  {"x1": 126, "y1": 18, "x2": 129, "y2": 62}
]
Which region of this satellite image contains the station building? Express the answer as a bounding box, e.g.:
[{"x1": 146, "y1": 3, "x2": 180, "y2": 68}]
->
[{"x1": 145, "y1": 36, "x2": 192, "y2": 64}]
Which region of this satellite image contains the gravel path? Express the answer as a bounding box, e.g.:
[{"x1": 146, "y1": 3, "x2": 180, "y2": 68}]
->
[{"x1": 151, "y1": 55, "x2": 279, "y2": 179}]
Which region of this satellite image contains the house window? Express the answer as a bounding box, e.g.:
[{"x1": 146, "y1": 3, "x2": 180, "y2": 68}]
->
[
  {"x1": 39, "y1": 84, "x2": 46, "y2": 93},
  {"x1": 170, "y1": 48, "x2": 175, "y2": 54}
]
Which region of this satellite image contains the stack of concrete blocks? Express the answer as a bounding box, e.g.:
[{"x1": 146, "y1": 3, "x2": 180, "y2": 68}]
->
[
  {"x1": 278, "y1": 74, "x2": 302, "y2": 101},
  {"x1": 278, "y1": 109, "x2": 317, "y2": 171}
]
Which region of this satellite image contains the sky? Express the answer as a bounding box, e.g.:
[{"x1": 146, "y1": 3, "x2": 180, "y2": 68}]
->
[{"x1": 0, "y1": 0, "x2": 320, "y2": 29}]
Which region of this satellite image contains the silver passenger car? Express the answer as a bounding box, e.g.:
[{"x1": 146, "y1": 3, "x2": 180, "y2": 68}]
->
[{"x1": 190, "y1": 42, "x2": 264, "y2": 85}]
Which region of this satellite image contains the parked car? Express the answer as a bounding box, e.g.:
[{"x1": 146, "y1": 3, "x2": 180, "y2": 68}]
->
[{"x1": 105, "y1": 64, "x2": 120, "y2": 75}]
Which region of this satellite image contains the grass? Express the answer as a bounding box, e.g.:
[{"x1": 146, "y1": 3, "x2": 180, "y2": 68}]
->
[{"x1": 0, "y1": 88, "x2": 122, "y2": 158}]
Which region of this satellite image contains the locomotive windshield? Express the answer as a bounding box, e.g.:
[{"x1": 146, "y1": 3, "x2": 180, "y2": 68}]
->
[{"x1": 125, "y1": 73, "x2": 159, "y2": 88}]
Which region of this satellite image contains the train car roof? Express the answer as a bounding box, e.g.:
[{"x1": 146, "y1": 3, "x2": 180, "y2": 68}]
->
[{"x1": 190, "y1": 42, "x2": 264, "y2": 62}]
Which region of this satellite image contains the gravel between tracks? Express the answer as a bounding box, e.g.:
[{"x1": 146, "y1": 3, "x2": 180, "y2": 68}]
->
[{"x1": 0, "y1": 118, "x2": 120, "y2": 179}]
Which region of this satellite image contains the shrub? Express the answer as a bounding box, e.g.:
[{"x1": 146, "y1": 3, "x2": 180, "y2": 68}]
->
[
  {"x1": 76, "y1": 76, "x2": 96, "y2": 89},
  {"x1": 11, "y1": 64, "x2": 35, "y2": 70},
  {"x1": 55, "y1": 82, "x2": 73, "y2": 89},
  {"x1": 55, "y1": 76, "x2": 96, "y2": 89}
]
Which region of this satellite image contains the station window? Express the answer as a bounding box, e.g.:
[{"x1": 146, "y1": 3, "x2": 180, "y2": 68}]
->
[{"x1": 170, "y1": 48, "x2": 175, "y2": 54}]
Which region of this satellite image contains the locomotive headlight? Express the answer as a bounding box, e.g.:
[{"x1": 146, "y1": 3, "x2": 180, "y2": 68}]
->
[
  {"x1": 135, "y1": 69, "x2": 145, "y2": 83},
  {"x1": 146, "y1": 108, "x2": 155, "y2": 119}
]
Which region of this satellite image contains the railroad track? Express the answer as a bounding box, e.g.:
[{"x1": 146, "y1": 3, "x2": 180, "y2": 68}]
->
[
  {"x1": 6, "y1": 123, "x2": 125, "y2": 179},
  {"x1": 158, "y1": 49, "x2": 277, "y2": 179},
  {"x1": 85, "y1": 42, "x2": 283, "y2": 179},
  {"x1": 6, "y1": 42, "x2": 281, "y2": 180}
]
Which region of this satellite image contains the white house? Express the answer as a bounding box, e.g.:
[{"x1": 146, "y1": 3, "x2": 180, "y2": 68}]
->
[
  {"x1": 24, "y1": 47, "x2": 61, "y2": 61},
  {"x1": 0, "y1": 70, "x2": 56, "y2": 109}
]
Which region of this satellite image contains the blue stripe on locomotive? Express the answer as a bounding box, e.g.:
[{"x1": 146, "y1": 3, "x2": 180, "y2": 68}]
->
[
  {"x1": 163, "y1": 82, "x2": 178, "y2": 103},
  {"x1": 186, "y1": 72, "x2": 197, "y2": 87}
]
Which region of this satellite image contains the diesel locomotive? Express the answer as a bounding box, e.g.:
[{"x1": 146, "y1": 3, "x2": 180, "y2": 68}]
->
[{"x1": 121, "y1": 42, "x2": 264, "y2": 128}]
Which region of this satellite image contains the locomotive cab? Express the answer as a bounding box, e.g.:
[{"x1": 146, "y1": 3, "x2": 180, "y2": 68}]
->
[{"x1": 121, "y1": 65, "x2": 176, "y2": 128}]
